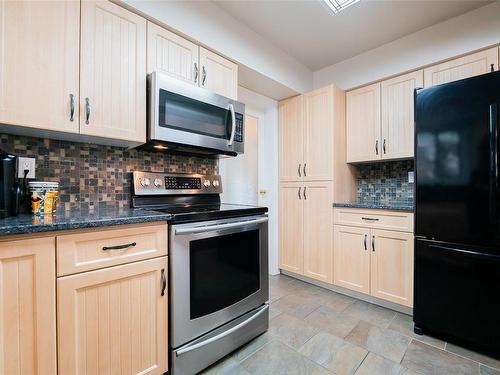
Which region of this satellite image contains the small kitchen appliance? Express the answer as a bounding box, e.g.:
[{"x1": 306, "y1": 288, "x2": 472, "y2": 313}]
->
[
  {"x1": 0, "y1": 149, "x2": 20, "y2": 218},
  {"x1": 131, "y1": 171, "x2": 269, "y2": 375}
]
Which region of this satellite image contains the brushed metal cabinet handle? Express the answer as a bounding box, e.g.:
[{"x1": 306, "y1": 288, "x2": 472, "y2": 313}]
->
[
  {"x1": 298, "y1": 187, "x2": 301, "y2": 200},
  {"x1": 362, "y1": 217, "x2": 379, "y2": 221},
  {"x1": 202, "y1": 66, "x2": 207, "y2": 86},
  {"x1": 102, "y1": 242, "x2": 136, "y2": 251},
  {"x1": 194, "y1": 62, "x2": 199, "y2": 83},
  {"x1": 375, "y1": 140, "x2": 379, "y2": 155},
  {"x1": 383, "y1": 139, "x2": 386, "y2": 154},
  {"x1": 303, "y1": 186, "x2": 307, "y2": 200},
  {"x1": 303, "y1": 163, "x2": 307, "y2": 177},
  {"x1": 371, "y1": 236, "x2": 375, "y2": 252},
  {"x1": 161, "y1": 269, "x2": 167, "y2": 296},
  {"x1": 298, "y1": 164, "x2": 301, "y2": 177},
  {"x1": 69, "y1": 94, "x2": 75, "y2": 122},
  {"x1": 85, "y1": 97, "x2": 91, "y2": 125},
  {"x1": 364, "y1": 234, "x2": 367, "y2": 251}
]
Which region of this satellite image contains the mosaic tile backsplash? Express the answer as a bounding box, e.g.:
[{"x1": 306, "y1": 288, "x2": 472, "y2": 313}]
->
[
  {"x1": 0, "y1": 134, "x2": 217, "y2": 211},
  {"x1": 356, "y1": 160, "x2": 414, "y2": 206}
]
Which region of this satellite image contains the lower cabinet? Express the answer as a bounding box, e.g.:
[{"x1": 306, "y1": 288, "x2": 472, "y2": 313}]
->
[
  {"x1": 279, "y1": 181, "x2": 333, "y2": 283},
  {"x1": 57, "y1": 256, "x2": 168, "y2": 375},
  {"x1": 0, "y1": 237, "x2": 57, "y2": 375},
  {"x1": 333, "y1": 224, "x2": 414, "y2": 307}
]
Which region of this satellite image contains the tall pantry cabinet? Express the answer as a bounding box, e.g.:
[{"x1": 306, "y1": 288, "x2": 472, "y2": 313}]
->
[{"x1": 278, "y1": 85, "x2": 355, "y2": 283}]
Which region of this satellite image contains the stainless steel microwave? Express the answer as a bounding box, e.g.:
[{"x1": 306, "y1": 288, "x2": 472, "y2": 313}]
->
[{"x1": 147, "y1": 71, "x2": 245, "y2": 156}]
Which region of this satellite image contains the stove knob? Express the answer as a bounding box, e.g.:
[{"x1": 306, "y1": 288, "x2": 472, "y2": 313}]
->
[
  {"x1": 212, "y1": 180, "x2": 220, "y2": 187},
  {"x1": 141, "y1": 178, "x2": 151, "y2": 187},
  {"x1": 203, "y1": 180, "x2": 211, "y2": 188},
  {"x1": 154, "y1": 178, "x2": 162, "y2": 187}
]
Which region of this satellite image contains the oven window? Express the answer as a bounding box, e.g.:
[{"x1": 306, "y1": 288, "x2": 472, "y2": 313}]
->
[
  {"x1": 159, "y1": 89, "x2": 230, "y2": 139},
  {"x1": 190, "y1": 230, "x2": 260, "y2": 319}
]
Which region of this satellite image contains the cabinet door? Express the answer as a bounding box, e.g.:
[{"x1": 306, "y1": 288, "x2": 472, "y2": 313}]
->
[
  {"x1": 147, "y1": 21, "x2": 199, "y2": 84},
  {"x1": 381, "y1": 70, "x2": 423, "y2": 160},
  {"x1": 279, "y1": 182, "x2": 304, "y2": 274},
  {"x1": 304, "y1": 182, "x2": 333, "y2": 283},
  {"x1": 0, "y1": 1, "x2": 79, "y2": 133},
  {"x1": 370, "y1": 230, "x2": 413, "y2": 307},
  {"x1": 0, "y1": 237, "x2": 56, "y2": 375},
  {"x1": 80, "y1": 0, "x2": 147, "y2": 143},
  {"x1": 279, "y1": 95, "x2": 304, "y2": 182},
  {"x1": 333, "y1": 225, "x2": 370, "y2": 294},
  {"x1": 199, "y1": 47, "x2": 238, "y2": 100},
  {"x1": 346, "y1": 83, "x2": 381, "y2": 163},
  {"x1": 424, "y1": 47, "x2": 498, "y2": 88},
  {"x1": 304, "y1": 86, "x2": 333, "y2": 181},
  {"x1": 58, "y1": 257, "x2": 168, "y2": 375}
]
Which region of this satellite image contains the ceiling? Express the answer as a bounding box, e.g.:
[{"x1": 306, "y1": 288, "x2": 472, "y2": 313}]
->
[{"x1": 213, "y1": 0, "x2": 492, "y2": 71}]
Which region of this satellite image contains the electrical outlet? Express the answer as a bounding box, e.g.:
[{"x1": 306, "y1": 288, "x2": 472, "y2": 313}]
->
[
  {"x1": 17, "y1": 157, "x2": 36, "y2": 179},
  {"x1": 408, "y1": 171, "x2": 414, "y2": 183}
]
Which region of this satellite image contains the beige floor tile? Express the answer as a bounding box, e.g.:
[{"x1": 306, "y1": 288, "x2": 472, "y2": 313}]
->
[
  {"x1": 481, "y1": 365, "x2": 500, "y2": 374},
  {"x1": 304, "y1": 305, "x2": 360, "y2": 338},
  {"x1": 241, "y1": 340, "x2": 333, "y2": 375},
  {"x1": 200, "y1": 355, "x2": 252, "y2": 375},
  {"x1": 446, "y1": 343, "x2": 500, "y2": 370},
  {"x1": 299, "y1": 331, "x2": 367, "y2": 375},
  {"x1": 271, "y1": 294, "x2": 322, "y2": 319},
  {"x1": 345, "y1": 321, "x2": 411, "y2": 363},
  {"x1": 402, "y1": 340, "x2": 479, "y2": 375},
  {"x1": 231, "y1": 332, "x2": 273, "y2": 362},
  {"x1": 269, "y1": 313, "x2": 319, "y2": 349},
  {"x1": 388, "y1": 313, "x2": 446, "y2": 349},
  {"x1": 343, "y1": 300, "x2": 397, "y2": 328},
  {"x1": 269, "y1": 304, "x2": 282, "y2": 320},
  {"x1": 354, "y1": 352, "x2": 408, "y2": 375}
]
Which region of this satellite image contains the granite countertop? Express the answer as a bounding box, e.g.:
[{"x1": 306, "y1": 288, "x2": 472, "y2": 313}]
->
[
  {"x1": 333, "y1": 201, "x2": 414, "y2": 212},
  {"x1": 0, "y1": 207, "x2": 172, "y2": 236}
]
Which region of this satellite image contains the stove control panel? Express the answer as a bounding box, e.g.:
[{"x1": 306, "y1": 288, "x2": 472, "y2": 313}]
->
[{"x1": 133, "y1": 171, "x2": 222, "y2": 195}]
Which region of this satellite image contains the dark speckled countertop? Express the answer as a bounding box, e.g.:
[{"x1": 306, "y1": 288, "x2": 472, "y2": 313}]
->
[
  {"x1": 0, "y1": 207, "x2": 171, "y2": 236},
  {"x1": 333, "y1": 201, "x2": 414, "y2": 212}
]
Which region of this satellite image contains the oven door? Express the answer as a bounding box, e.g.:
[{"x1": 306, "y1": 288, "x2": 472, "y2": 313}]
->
[
  {"x1": 149, "y1": 72, "x2": 244, "y2": 154},
  {"x1": 170, "y1": 215, "x2": 268, "y2": 348}
]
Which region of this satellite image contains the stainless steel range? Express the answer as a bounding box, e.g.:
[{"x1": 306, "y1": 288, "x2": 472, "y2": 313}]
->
[{"x1": 131, "y1": 171, "x2": 269, "y2": 375}]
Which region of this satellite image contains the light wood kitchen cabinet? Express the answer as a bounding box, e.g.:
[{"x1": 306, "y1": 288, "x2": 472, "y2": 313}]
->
[
  {"x1": 0, "y1": 0, "x2": 80, "y2": 134},
  {"x1": 333, "y1": 225, "x2": 370, "y2": 294},
  {"x1": 381, "y1": 70, "x2": 423, "y2": 159},
  {"x1": 370, "y1": 229, "x2": 413, "y2": 307},
  {"x1": 347, "y1": 83, "x2": 381, "y2": 163},
  {"x1": 199, "y1": 47, "x2": 238, "y2": 100},
  {"x1": 424, "y1": 47, "x2": 498, "y2": 88},
  {"x1": 0, "y1": 237, "x2": 56, "y2": 375},
  {"x1": 279, "y1": 95, "x2": 304, "y2": 182},
  {"x1": 303, "y1": 182, "x2": 333, "y2": 283},
  {"x1": 147, "y1": 21, "x2": 199, "y2": 84},
  {"x1": 80, "y1": 0, "x2": 147, "y2": 143},
  {"x1": 279, "y1": 182, "x2": 304, "y2": 274},
  {"x1": 58, "y1": 257, "x2": 168, "y2": 375},
  {"x1": 304, "y1": 86, "x2": 334, "y2": 181}
]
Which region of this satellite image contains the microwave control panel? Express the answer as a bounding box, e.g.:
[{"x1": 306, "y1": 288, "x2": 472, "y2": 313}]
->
[{"x1": 234, "y1": 113, "x2": 244, "y2": 143}]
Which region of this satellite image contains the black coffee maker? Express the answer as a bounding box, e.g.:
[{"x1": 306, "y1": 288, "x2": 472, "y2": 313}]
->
[{"x1": 0, "y1": 149, "x2": 21, "y2": 218}]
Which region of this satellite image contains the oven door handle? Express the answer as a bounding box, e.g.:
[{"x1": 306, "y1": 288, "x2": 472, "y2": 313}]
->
[
  {"x1": 174, "y1": 304, "x2": 269, "y2": 357},
  {"x1": 174, "y1": 217, "x2": 268, "y2": 235},
  {"x1": 227, "y1": 103, "x2": 236, "y2": 147}
]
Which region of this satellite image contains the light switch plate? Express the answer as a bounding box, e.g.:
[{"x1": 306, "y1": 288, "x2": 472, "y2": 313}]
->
[
  {"x1": 17, "y1": 157, "x2": 36, "y2": 178},
  {"x1": 408, "y1": 171, "x2": 414, "y2": 183}
]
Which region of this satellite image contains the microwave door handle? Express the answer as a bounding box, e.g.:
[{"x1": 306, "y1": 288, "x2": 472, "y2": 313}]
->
[{"x1": 228, "y1": 103, "x2": 236, "y2": 146}]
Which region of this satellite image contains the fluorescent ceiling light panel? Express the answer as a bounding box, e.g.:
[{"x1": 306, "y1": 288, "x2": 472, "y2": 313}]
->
[{"x1": 323, "y1": 0, "x2": 361, "y2": 14}]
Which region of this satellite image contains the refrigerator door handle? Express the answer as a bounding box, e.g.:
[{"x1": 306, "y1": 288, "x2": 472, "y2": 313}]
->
[{"x1": 489, "y1": 104, "x2": 498, "y2": 224}]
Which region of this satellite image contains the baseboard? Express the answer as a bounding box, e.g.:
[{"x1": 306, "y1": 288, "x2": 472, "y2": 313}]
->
[{"x1": 280, "y1": 270, "x2": 413, "y2": 316}]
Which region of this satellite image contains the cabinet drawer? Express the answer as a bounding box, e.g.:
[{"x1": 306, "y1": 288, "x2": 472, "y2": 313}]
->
[
  {"x1": 57, "y1": 223, "x2": 167, "y2": 276},
  {"x1": 334, "y1": 208, "x2": 413, "y2": 232}
]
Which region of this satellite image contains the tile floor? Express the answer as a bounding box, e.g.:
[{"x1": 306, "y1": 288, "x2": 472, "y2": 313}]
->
[{"x1": 200, "y1": 274, "x2": 500, "y2": 375}]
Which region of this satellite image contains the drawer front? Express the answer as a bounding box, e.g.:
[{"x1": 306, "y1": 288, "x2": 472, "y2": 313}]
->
[
  {"x1": 334, "y1": 208, "x2": 413, "y2": 232},
  {"x1": 57, "y1": 223, "x2": 167, "y2": 276}
]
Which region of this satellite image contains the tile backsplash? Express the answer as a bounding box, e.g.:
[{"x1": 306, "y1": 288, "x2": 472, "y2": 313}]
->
[
  {"x1": 356, "y1": 160, "x2": 414, "y2": 206},
  {"x1": 0, "y1": 134, "x2": 217, "y2": 211}
]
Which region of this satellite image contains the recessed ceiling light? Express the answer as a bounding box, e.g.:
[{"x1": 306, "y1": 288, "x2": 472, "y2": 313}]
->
[
  {"x1": 153, "y1": 144, "x2": 168, "y2": 150},
  {"x1": 322, "y1": 0, "x2": 361, "y2": 14}
]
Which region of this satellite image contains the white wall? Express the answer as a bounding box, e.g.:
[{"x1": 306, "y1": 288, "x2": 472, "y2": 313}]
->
[
  {"x1": 314, "y1": 2, "x2": 500, "y2": 90},
  {"x1": 237, "y1": 86, "x2": 280, "y2": 275},
  {"x1": 124, "y1": 0, "x2": 312, "y2": 97}
]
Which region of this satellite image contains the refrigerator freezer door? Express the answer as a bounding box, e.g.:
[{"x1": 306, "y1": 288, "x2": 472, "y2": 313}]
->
[
  {"x1": 415, "y1": 71, "x2": 500, "y2": 249},
  {"x1": 414, "y1": 239, "x2": 500, "y2": 356}
]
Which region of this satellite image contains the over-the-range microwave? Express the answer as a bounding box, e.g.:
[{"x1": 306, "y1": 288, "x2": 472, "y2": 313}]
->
[{"x1": 144, "y1": 71, "x2": 245, "y2": 157}]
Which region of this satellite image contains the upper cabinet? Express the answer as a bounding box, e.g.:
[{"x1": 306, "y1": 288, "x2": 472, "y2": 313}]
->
[
  {"x1": 279, "y1": 95, "x2": 304, "y2": 182},
  {"x1": 147, "y1": 21, "x2": 199, "y2": 85},
  {"x1": 199, "y1": 47, "x2": 238, "y2": 100},
  {"x1": 424, "y1": 47, "x2": 498, "y2": 88},
  {"x1": 381, "y1": 70, "x2": 423, "y2": 160},
  {"x1": 80, "y1": 0, "x2": 147, "y2": 143},
  {"x1": 346, "y1": 83, "x2": 381, "y2": 163},
  {"x1": 0, "y1": 1, "x2": 80, "y2": 134}
]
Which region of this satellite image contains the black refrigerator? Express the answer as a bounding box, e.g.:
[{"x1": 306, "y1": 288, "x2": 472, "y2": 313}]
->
[{"x1": 414, "y1": 70, "x2": 500, "y2": 357}]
